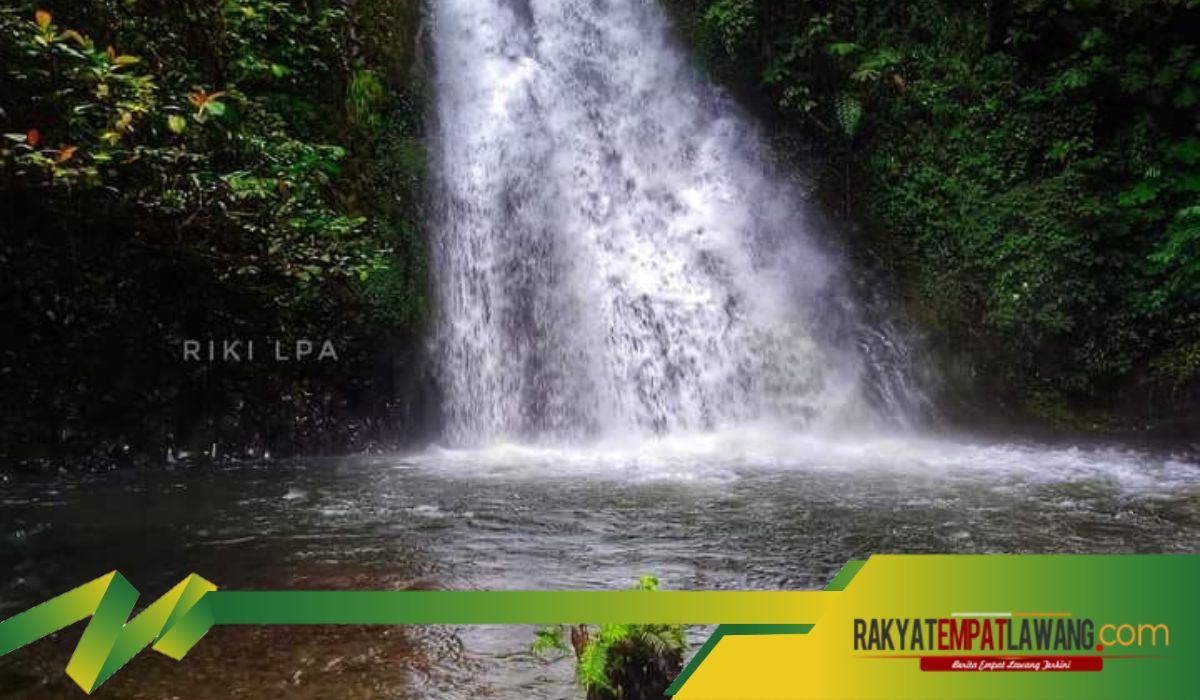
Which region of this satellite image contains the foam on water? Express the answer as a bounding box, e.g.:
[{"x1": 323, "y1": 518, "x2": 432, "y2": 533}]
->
[
  {"x1": 401, "y1": 427, "x2": 1200, "y2": 494},
  {"x1": 424, "y1": 0, "x2": 1200, "y2": 497},
  {"x1": 428, "y1": 0, "x2": 919, "y2": 444}
]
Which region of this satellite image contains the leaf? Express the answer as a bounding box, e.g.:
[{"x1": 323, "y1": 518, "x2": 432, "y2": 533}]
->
[
  {"x1": 1118, "y1": 180, "x2": 1161, "y2": 207},
  {"x1": 1080, "y1": 28, "x2": 1106, "y2": 51},
  {"x1": 57, "y1": 29, "x2": 86, "y2": 46},
  {"x1": 55, "y1": 145, "x2": 78, "y2": 163},
  {"x1": 189, "y1": 90, "x2": 229, "y2": 120},
  {"x1": 828, "y1": 42, "x2": 858, "y2": 56},
  {"x1": 167, "y1": 115, "x2": 187, "y2": 134},
  {"x1": 113, "y1": 55, "x2": 141, "y2": 66},
  {"x1": 851, "y1": 66, "x2": 879, "y2": 82},
  {"x1": 1169, "y1": 138, "x2": 1200, "y2": 165},
  {"x1": 835, "y1": 94, "x2": 863, "y2": 137},
  {"x1": 35, "y1": 10, "x2": 51, "y2": 29},
  {"x1": 188, "y1": 90, "x2": 227, "y2": 108},
  {"x1": 531, "y1": 627, "x2": 567, "y2": 656}
]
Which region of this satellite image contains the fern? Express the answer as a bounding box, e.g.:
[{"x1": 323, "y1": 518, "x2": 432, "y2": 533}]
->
[
  {"x1": 530, "y1": 575, "x2": 687, "y2": 694},
  {"x1": 532, "y1": 626, "x2": 568, "y2": 656}
]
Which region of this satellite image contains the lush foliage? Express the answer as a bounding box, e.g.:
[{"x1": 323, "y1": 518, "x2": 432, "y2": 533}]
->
[
  {"x1": 533, "y1": 575, "x2": 686, "y2": 698},
  {"x1": 670, "y1": 0, "x2": 1200, "y2": 425},
  {"x1": 0, "y1": 0, "x2": 429, "y2": 465}
]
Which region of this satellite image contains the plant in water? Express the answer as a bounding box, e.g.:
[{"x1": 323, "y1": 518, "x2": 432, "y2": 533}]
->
[{"x1": 532, "y1": 575, "x2": 686, "y2": 700}]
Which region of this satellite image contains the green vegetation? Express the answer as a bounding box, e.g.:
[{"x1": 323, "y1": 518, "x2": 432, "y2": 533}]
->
[
  {"x1": 670, "y1": 0, "x2": 1200, "y2": 428},
  {"x1": 0, "y1": 0, "x2": 429, "y2": 466},
  {"x1": 533, "y1": 576, "x2": 686, "y2": 700},
  {"x1": 4, "y1": 0, "x2": 1197, "y2": 462}
]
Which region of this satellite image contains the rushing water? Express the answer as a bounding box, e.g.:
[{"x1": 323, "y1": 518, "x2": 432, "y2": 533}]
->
[
  {"x1": 429, "y1": 0, "x2": 922, "y2": 443},
  {"x1": 1, "y1": 439, "x2": 1198, "y2": 698},
  {"x1": 1, "y1": 1, "x2": 1198, "y2": 698}
]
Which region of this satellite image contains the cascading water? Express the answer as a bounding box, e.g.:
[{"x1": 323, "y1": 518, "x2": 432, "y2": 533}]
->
[{"x1": 429, "y1": 0, "x2": 919, "y2": 444}]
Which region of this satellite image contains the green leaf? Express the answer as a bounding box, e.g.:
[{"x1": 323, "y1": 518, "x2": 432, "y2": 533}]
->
[
  {"x1": 531, "y1": 627, "x2": 567, "y2": 656},
  {"x1": 1169, "y1": 138, "x2": 1200, "y2": 165},
  {"x1": 1118, "y1": 180, "x2": 1161, "y2": 207},
  {"x1": 836, "y1": 93, "x2": 864, "y2": 137},
  {"x1": 167, "y1": 115, "x2": 187, "y2": 134},
  {"x1": 1080, "y1": 28, "x2": 1106, "y2": 51}
]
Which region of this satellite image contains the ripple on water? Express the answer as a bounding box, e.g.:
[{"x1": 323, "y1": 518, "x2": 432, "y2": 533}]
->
[{"x1": 0, "y1": 431, "x2": 1196, "y2": 699}]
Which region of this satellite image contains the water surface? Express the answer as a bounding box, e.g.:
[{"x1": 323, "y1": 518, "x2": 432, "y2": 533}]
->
[{"x1": 2, "y1": 431, "x2": 1197, "y2": 698}]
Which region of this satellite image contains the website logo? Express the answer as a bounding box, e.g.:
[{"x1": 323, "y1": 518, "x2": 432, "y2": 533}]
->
[{"x1": 854, "y1": 611, "x2": 1169, "y2": 672}]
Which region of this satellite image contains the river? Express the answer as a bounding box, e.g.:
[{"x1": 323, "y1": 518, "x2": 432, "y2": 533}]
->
[
  {"x1": 2, "y1": 0, "x2": 1198, "y2": 696},
  {"x1": 1, "y1": 431, "x2": 1197, "y2": 697}
]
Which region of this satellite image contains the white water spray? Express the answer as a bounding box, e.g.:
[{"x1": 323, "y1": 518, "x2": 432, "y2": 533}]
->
[{"x1": 429, "y1": 0, "x2": 917, "y2": 444}]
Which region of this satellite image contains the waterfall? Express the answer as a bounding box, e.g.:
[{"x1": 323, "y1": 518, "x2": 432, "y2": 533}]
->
[{"x1": 429, "y1": 0, "x2": 920, "y2": 444}]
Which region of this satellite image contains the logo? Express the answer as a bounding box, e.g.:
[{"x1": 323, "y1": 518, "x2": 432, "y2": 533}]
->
[
  {"x1": 854, "y1": 611, "x2": 1169, "y2": 672},
  {"x1": 3, "y1": 556, "x2": 1193, "y2": 698},
  {"x1": 0, "y1": 572, "x2": 215, "y2": 694},
  {"x1": 0, "y1": 572, "x2": 804, "y2": 694},
  {"x1": 181, "y1": 338, "x2": 339, "y2": 362}
]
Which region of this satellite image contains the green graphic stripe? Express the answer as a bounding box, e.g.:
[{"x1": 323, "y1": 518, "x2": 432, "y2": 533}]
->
[
  {"x1": 0, "y1": 572, "x2": 216, "y2": 694},
  {"x1": 0, "y1": 574, "x2": 829, "y2": 694},
  {"x1": 207, "y1": 590, "x2": 826, "y2": 624},
  {"x1": 665, "y1": 559, "x2": 868, "y2": 696},
  {"x1": 664, "y1": 624, "x2": 813, "y2": 696},
  {"x1": 823, "y1": 559, "x2": 867, "y2": 592}
]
